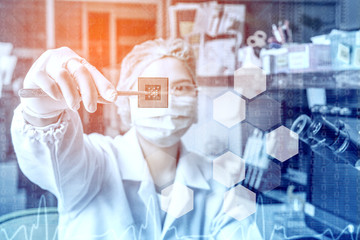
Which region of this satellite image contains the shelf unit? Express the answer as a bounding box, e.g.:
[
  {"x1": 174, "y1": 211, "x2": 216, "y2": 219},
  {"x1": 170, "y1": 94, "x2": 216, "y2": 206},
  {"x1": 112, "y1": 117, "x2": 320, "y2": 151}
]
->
[
  {"x1": 81, "y1": 1, "x2": 165, "y2": 69},
  {"x1": 196, "y1": 70, "x2": 360, "y2": 89}
]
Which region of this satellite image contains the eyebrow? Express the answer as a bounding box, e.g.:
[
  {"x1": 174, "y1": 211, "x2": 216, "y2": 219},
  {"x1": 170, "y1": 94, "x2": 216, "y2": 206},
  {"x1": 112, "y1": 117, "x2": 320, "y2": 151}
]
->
[{"x1": 171, "y1": 78, "x2": 193, "y2": 86}]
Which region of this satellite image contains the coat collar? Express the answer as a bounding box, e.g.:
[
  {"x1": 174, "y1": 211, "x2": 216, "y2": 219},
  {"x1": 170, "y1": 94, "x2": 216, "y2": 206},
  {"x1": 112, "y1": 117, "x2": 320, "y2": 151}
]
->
[
  {"x1": 116, "y1": 128, "x2": 152, "y2": 182},
  {"x1": 174, "y1": 144, "x2": 211, "y2": 190},
  {"x1": 115, "y1": 128, "x2": 212, "y2": 237},
  {"x1": 116, "y1": 128, "x2": 210, "y2": 190}
]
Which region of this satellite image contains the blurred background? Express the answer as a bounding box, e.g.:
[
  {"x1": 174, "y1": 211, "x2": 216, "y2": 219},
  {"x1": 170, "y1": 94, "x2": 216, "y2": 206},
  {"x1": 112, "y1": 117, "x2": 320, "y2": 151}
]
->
[{"x1": 0, "y1": 0, "x2": 359, "y2": 239}]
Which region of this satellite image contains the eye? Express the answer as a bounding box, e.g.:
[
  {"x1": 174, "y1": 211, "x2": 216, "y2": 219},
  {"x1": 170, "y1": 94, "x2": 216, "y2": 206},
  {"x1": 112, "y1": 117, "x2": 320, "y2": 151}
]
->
[
  {"x1": 175, "y1": 86, "x2": 184, "y2": 91},
  {"x1": 171, "y1": 84, "x2": 197, "y2": 96}
]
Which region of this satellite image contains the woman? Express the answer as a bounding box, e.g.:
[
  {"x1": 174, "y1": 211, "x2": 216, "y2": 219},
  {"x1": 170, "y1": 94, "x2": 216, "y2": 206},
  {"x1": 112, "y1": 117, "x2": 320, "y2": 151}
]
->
[{"x1": 11, "y1": 39, "x2": 262, "y2": 239}]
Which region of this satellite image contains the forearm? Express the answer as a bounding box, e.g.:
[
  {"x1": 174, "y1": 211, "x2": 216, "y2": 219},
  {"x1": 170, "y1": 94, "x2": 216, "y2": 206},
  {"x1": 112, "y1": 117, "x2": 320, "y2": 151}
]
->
[
  {"x1": 11, "y1": 105, "x2": 104, "y2": 213},
  {"x1": 11, "y1": 105, "x2": 72, "y2": 192}
]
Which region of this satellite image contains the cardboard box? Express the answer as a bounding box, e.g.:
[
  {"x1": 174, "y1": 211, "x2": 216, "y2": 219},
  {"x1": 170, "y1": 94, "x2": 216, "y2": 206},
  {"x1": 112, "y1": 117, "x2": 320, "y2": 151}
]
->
[
  {"x1": 329, "y1": 30, "x2": 360, "y2": 70},
  {"x1": 261, "y1": 44, "x2": 332, "y2": 74}
]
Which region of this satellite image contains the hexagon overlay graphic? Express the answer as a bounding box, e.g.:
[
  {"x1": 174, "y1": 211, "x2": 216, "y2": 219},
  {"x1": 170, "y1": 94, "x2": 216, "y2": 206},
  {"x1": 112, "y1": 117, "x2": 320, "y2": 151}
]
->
[
  {"x1": 247, "y1": 95, "x2": 281, "y2": 131},
  {"x1": 234, "y1": 64, "x2": 266, "y2": 99},
  {"x1": 160, "y1": 183, "x2": 194, "y2": 218},
  {"x1": 265, "y1": 125, "x2": 299, "y2": 162},
  {"x1": 145, "y1": 150, "x2": 176, "y2": 188},
  {"x1": 223, "y1": 185, "x2": 256, "y2": 221},
  {"x1": 255, "y1": 160, "x2": 281, "y2": 192},
  {"x1": 183, "y1": 120, "x2": 229, "y2": 157},
  {"x1": 213, "y1": 91, "x2": 246, "y2": 128},
  {"x1": 213, "y1": 151, "x2": 246, "y2": 187}
]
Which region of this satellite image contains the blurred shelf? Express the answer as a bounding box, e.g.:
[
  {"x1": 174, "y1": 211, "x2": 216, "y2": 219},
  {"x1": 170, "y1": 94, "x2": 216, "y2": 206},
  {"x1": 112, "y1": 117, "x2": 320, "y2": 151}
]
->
[
  {"x1": 268, "y1": 70, "x2": 360, "y2": 89},
  {"x1": 172, "y1": 0, "x2": 337, "y2": 4},
  {"x1": 197, "y1": 70, "x2": 360, "y2": 89},
  {"x1": 197, "y1": 75, "x2": 232, "y2": 87}
]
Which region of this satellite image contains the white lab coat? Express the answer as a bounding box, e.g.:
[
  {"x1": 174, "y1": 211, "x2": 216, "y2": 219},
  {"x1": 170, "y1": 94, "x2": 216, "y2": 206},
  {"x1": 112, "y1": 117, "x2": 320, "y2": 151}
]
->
[{"x1": 11, "y1": 106, "x2": 263, "y2": 240}]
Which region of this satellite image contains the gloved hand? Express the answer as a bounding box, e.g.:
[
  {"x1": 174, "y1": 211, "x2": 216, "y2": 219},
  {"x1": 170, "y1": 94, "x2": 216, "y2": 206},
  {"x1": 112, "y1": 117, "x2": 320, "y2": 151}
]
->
[{"x1": 21, "y1": 47, "x2": 117, "y2": 121}]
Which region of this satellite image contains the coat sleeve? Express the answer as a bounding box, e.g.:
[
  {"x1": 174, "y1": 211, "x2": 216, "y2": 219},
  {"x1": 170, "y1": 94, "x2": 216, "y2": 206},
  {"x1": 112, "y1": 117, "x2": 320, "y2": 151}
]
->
[{"x1": 11, "y1": 105, "x2": 106, "y2": 216}]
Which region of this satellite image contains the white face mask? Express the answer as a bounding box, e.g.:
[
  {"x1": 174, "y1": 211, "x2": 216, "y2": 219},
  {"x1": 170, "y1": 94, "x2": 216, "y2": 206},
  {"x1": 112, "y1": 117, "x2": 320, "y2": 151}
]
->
[{"x1": 129, "y1": 95, "x2": 197, "y2": 147}]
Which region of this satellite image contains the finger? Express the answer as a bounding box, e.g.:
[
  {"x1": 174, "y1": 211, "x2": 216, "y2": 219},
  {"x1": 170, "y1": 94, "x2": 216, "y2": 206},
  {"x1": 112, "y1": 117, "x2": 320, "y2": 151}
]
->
[
  {"x1": 33, "y1": 71, "x2": 63, "y2": 101},
  {"x1": 97, "y1": 96, "x2": 112, "y2": 104},
  {"x1": 67, "y1": 59, "x2": 98, "y2": 113},
  {"x1": 82, "y1": 61, "x2": 117, "y2": 102},
  {"x1": 54, "y1": 68, "x2": 81, "y2": 111},
  {"x1": 22, "y1": 70, "x2": 67, "y2": 117}
]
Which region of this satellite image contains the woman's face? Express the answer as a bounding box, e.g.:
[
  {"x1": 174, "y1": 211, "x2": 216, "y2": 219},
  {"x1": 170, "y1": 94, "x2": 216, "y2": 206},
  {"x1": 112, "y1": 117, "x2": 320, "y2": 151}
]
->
[
  {"x1": 136, "y1": 57, "x2": 194, "y2": 93},
  {"x1": 129, "y1": 57, "x2": 197, "y2": 147}
]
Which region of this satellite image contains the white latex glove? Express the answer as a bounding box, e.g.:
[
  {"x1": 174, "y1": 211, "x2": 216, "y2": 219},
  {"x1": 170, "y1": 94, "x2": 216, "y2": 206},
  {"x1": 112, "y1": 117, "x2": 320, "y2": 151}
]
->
[{"x1": 21, "y1": 47, "x2": 117, "y2": 119}]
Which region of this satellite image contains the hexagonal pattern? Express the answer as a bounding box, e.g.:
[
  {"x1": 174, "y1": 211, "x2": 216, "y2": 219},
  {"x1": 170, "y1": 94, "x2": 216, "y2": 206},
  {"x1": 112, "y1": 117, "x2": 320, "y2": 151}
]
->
[
  {"x1": 160, "y1": 183, "x2": 194, "y2": 218},
  {"x1": 182, "y1": 120, "x2": 229, "y2": 157},
  {"x1": 234, "y1": 64, "x2": 266, "y2": 99},
  {"x1": 255, "y1": 160, "x2": 281, "y2": 192},
  {"x1": 247, "y1": 95, "x2": 281, "y2": 131},
  {"x1": 213, "y1": 91, "x2": 246, "y2": 128},
  {"x1": 223, "y1": 185, "x2": 256, "y2": 221},
  {"x1": 145, "y1": 150, "x2": 176, "y2": 188},
  {"x1": 265, "y1": 126, "x2": 299, "y2": 162},
  {"x1": 213, "y1": 151, "x2": 246, "y2": 187}
]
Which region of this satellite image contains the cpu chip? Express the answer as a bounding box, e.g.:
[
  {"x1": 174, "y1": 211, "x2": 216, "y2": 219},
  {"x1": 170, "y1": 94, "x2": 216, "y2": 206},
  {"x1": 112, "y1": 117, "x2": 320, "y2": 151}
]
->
[{"x1": 138, "y1": 77, "x2": 168, "y2": 108}]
